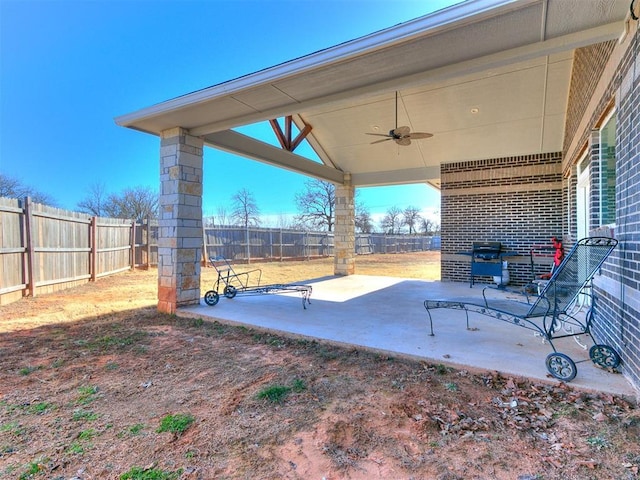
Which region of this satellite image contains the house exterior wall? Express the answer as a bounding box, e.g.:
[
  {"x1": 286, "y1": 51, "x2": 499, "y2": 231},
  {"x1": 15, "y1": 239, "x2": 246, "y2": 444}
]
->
[
  {"x1": 440, "y1": 153, "x2": 563, "y2": 286},
  {"x1": 439, "y1": 24, "x2": 640, "y2": 391},
  {"x1": 563, "y1": 41, "x2": 617, "y2": 154},
  {"x1": 562, "y1": 26, "x2": 640, "y2": 389}
]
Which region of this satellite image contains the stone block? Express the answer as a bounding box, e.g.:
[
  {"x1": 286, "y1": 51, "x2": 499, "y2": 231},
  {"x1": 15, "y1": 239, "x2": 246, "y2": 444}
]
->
[
  {"x1": 158, "y1": 285, "x2": 176, "y2": 302},
  {"x1": 175, "y1": 205, "x2": 202, "y2": 221},
  {"x1": 180, "y1": 182, "x2": 203, "y2": 196},
  {"x1": 160, "y1": 193, "x2": 180, "y2": 206},
  {"x1": 157, "y1": 300, "x2": 175, "y2": 314},
  {"x1": 160, "y1": 265, "x2": 174, "y2": 277},
  {"x1": 181, "y1": 276, "x2": 199, "y2": 290},
  {"x1": 181, "y1": 237, "x2": 204, "y2": 249},
  {"x1": 160, "y1": 145, "x2": 178, "y2": 158},
  {"x1": 177, "y1": 248, "x2": 198, "y2": 263},
  {"x1": 161, "y1": 181, "x2": 179, "y2": 195},
  {"x1": 175, "y1": 226, "x2": 203, "y2": 239},
  {"x1": 168, "y1": 165, "x2": 181, "y2": 180},
  {"x1": 181, "y1": 262, "x2": 196, "y2": 276},
  {"x1": 184, "y1": 195, "x2": 202, "y2": 207},
  {"x1": 161, "y1": 127, "x2": 186, "y2": 140},
  {"x1": 158, "y1": 276, "x2": 176, "y2": 289},
  {"x1": 158, "y1": 237, "x2": 178, "y2": 249},
  {"x1": 176, "y1": 150, "x2": 203, "y2": 169},
  {"x1": 185, "y1": 134, "x2": 204, "y2": 149}
]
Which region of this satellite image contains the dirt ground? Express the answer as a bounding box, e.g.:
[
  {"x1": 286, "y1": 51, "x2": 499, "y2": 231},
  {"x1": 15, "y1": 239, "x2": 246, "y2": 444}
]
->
[{"x1": 1, "y1": 252, "x2": 639, "y2": 480}]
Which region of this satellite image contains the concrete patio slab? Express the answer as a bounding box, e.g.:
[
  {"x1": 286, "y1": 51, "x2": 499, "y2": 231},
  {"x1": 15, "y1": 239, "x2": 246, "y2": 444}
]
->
[{"x1": 178, "y1": 275, "x2": 638, "y2": 399}]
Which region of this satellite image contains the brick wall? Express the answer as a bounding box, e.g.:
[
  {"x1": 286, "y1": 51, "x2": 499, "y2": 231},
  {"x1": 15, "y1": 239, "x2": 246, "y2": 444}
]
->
[
  {"x1": 563, "y1": 31, "x2": 640, "y2": 390},
  {"x1": 563, "y1": 41, "x2": 616, "y2": 155},
  {"x1": 591, "y1": 32, "x2": 640, "y2": 389},
  {"x1": 440, "y1": 153, "x2": 563, "y2": 286}
]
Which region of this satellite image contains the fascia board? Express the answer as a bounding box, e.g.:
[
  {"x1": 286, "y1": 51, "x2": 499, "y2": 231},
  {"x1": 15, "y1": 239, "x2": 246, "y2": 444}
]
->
[{"x1": 114, "y1": 0, "x2": 527, "y2": 129}]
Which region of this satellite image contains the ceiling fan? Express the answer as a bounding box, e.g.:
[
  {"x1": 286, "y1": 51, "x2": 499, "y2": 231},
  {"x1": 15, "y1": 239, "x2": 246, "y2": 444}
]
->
[{"x1": 366, "y1": 91, "x2": 433, "y2": 146}]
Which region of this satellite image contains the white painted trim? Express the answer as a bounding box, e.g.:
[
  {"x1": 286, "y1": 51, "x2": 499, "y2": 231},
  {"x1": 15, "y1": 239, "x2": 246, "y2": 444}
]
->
[{"x1": 114, "y1": 0, "x2": 529, "y2": 128}]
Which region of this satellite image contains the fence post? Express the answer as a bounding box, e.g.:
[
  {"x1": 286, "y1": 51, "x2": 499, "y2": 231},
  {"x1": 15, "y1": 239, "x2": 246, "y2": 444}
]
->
[
  {"x1": 146, "y1": 218, "x2": 152, "y2": 268},
  {"x1": 19, "y1": 200, "x2": 28, "y2": 297},
  {"x1": 280, "y1": 228, "x2": 283, "y2": 262},
  {"x1": 202, "y1": 226, "x2": 208, "y2": 266},
  {"x1": 246, "y1": 225, "x2": 250, "y2": 263},
  {"x1": 90, "y1": 216, "x2": 97, "y2": 281},
  {"x1": 23, "y1": 197, "x2": 36, "y2": 297},
  {"x1": 130, "y1": 220, "x2": 136, "y2": 270}
]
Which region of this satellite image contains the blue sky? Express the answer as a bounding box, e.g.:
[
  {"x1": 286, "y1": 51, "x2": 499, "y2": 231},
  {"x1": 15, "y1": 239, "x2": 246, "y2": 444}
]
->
[{"x1": 1, "y1": 0, "x2": 458, "y2": 227}]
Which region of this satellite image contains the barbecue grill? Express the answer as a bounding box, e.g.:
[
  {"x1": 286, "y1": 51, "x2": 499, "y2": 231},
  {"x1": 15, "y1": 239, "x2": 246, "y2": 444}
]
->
[{"x1": 470, "y1": 242, "x2": 507, "y2": 287}]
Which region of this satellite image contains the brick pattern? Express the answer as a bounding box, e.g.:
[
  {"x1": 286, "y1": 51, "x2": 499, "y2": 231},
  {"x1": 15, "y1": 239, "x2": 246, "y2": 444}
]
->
[
  {"x1": 563, "y1": 31, "x2": 640, "y2": 389},
  {"x1": 441, "y1": 153, "x2": 563, "y2": 285},
  {"x1": 334, "y1": 181, "x2": 355, "y2": 275},
  {"x1": 591, "y1": 31, "x2": 640, "y2": 388},
  {"x1": 593, "y1": 285, "x2": 640, "y2": 391},
  {"x1": 563, "y1": 41, "x2": 616, "y2": 153},
  {"x1": 157, "y1": 128, "x2": 204, "y2": 314}
]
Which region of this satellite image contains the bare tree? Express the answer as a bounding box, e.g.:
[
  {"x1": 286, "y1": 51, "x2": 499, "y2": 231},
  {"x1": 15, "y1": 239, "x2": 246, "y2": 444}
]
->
[
  {"x1": 380, "y1": 206, "x2": 403, "y2": 234},
  {"x1": 294, "y1": 179, "x2": 335, "y2": 231},
  {"x1": 421, "y1": 217, "x2": 440, "y2": 234},
  {"x1": 203, "y1": 214, "x2": 216, "y2": 228},
  {"x1": 355, "y1": 203, "x2": 374, "y2": 233},
  {"x1": 402, "y1": 206, "x2": 422, "y2": 235},
  {"x1": 216, "y1": 206, "x2": 230, "y2": 226},
  {"x1": 0, "y1": 173, "x2": 56, "y2": 205},
  {"x1": 104, "y1": 186, "x2": 159, "y2": 221},
  {"x1": 77, "y1": 182, "x2": 109, "y2": 216},
  {"x1": 273, "y1": 213, "x2": 295, "y2": 229},
  {"x1": 231, "y1": 188, "x2": 260, "y2": 228}
]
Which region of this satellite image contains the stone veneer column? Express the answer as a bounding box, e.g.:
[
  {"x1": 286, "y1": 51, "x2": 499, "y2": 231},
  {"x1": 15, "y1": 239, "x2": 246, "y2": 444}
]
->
[
  {"x1": 158, "y1": 127, "x2": 203, "y2": 313},
  {"x1": 334, "y1": 174, "x2": 355, "y2": 275}
]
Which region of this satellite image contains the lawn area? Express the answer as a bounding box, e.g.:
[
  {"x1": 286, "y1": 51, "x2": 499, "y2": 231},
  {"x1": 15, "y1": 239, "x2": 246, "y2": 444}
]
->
[{"x1": 1, "y1": 252, "x2": 639, "y2": 480}]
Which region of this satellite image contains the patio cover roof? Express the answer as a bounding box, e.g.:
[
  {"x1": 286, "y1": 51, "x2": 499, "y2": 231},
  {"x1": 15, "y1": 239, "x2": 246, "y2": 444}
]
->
[{"x1": 115, "y1": 0, "x2": 629, "y2": 191}]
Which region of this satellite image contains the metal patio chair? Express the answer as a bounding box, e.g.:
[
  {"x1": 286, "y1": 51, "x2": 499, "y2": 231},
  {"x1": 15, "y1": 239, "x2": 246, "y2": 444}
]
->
[
  {"x1": 205, "y1": 256, "x2": 312, "y2": 309},
  {"x1": 424, "y1": 237, "x2": 620, "y2": 381}
]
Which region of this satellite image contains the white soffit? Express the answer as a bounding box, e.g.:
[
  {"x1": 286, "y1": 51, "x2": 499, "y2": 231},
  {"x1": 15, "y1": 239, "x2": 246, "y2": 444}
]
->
[{"x1": 115, "y1": 0, "x2": 628, "y2": 189}]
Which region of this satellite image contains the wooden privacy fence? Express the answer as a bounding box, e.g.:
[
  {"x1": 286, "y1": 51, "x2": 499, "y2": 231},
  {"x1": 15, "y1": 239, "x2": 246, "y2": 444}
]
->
[
  {"x1": 0, "y1": 197, "x2": 138, "y2": 304},
  {"x1": 1, "y1": 197, "x2": 439, "y2": 305}
]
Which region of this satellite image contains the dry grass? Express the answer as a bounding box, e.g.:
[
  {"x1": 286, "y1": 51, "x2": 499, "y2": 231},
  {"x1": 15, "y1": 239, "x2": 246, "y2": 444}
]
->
[{"x1": 1, "y1": 252, "x2": 639, "y2": 480}]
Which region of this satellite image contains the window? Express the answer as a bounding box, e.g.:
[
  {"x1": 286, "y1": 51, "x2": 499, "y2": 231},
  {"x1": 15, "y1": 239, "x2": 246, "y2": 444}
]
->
[
  {"x1": 576, "y1": 153, "x2": 590, "y2": 239},
  {"x1": 598, "y1": 111, "x2": 616, "y2": 226},
  {"x1": 577, "y1": 110, "x2": 617, "y2": 236}
]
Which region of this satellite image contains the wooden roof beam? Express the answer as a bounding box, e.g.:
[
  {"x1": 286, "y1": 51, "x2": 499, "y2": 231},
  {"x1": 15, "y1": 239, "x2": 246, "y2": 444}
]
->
[{"x1": 269, "y1": 115, "x2": 312, "y2": 152}]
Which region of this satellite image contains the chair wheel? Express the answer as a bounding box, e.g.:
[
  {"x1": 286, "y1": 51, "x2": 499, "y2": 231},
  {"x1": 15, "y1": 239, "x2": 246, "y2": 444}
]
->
[
  {"x1": 589, "y1": 344, "x2": 621, "y2": 369},
  {"x1": 204, "y1": 290, "x2": 219, "y2": 306},
  {"x1": 224, "y1": 285, "x2": 237, "y2": 298},
  {"x1": 546, "y1": 352, "x2": 577, "y2": 382}
]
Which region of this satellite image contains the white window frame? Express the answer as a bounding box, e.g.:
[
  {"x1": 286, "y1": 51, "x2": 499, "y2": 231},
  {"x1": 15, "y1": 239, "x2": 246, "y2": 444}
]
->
[
  {"x1": 597, "y1": 109, "x2": 617, "y2": 228},
  {"x1": 576, "y1": 152, "x2": 590, "y2": 239}
]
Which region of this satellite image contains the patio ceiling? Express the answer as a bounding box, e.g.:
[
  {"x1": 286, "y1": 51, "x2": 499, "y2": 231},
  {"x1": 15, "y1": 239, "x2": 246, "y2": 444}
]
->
[{"x1": 115, "y1": 0, "x2": 629, "y2": 191}]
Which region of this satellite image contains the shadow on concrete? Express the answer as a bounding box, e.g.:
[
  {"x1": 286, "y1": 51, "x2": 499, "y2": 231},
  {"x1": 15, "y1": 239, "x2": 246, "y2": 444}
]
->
[{"x1": 180, "y1": 275, "x2": 637, "y2": 398}]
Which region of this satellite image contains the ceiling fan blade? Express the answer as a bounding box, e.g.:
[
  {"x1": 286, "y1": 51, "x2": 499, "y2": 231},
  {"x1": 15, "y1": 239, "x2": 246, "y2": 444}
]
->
[
  {"x1": 370, "y1": 138, "x2": 392, "y2": 145},
  {"x1": 393, "y1": 126, "x2": 410, "y2": 137},
  {"x1": 395, "y1": 137, "x2": 411, "y2": 146},
  {"x1": 365, "y1": 133, "x2": 392, "y2": 138},
  {"x1": 409, "y1": 132, "x2": 434, "y2": 139}
]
